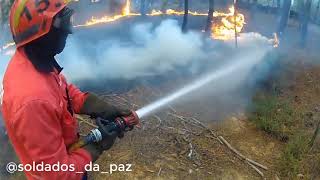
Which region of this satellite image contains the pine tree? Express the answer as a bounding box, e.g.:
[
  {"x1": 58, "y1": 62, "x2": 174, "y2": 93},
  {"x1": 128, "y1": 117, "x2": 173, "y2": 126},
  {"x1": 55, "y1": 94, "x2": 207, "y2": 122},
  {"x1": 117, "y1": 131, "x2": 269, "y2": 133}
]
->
[{"x1": 205, "y1": 0, "x2": 215, "y2": 33}]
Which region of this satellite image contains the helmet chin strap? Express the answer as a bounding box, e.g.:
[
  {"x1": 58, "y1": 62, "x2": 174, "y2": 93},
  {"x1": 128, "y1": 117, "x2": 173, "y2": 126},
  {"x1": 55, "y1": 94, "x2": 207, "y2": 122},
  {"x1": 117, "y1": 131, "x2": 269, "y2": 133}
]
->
[{"x1": 24, "y1": 26, "x2": 69, "y2": 72}]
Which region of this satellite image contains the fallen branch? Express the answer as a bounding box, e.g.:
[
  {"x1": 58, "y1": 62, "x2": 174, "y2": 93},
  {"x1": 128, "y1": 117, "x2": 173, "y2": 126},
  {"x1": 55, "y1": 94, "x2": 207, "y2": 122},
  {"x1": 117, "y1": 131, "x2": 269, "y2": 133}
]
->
[
  {"x1": 218, "y1": 136, "x2": 268, "y2": 171},
  {"x1": 153, "y1": 115, "x2": 162, "y2": 128},
  {"x1": 76, "y1": 115, "x2": 98, "y2": 128},
  {"x1": 191, "y1": 117, "x2": 218, "y2": 138},
  {"x1": 168, "y1": 113, "x2": 222, "y2": 144},
  {"x1": 168, "y1": 113, "x2": 203, "y2": 129},
  {"x1": 157, "y1": 167, "x2": 162, "y2": 176},
  {"x1": 247, "y1": 161, "x2": 265, "y2": 179},
  {"x1": 188, "y1": 142, "x2": 193, "y2": 158},
  {"x1": 145, "y1": 169, "x2": 155, "y2": 173}
]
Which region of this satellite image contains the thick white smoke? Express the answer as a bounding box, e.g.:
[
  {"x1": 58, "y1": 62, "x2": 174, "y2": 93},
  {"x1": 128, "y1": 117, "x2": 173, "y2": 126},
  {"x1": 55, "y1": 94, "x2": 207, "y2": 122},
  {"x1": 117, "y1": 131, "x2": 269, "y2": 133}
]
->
[
  {"x1": 1, "y1": 20, "x2": 275, "y2": 85},
  {"x1": 59, "y1": 20, "x2": 206, "y2": 81}
]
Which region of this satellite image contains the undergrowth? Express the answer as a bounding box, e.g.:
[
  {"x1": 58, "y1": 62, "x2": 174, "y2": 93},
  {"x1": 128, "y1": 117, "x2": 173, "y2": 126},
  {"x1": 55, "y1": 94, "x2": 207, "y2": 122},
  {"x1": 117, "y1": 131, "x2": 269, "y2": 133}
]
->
[
  {"x1": 249, "y1": 94, "x2": 297, "y2": 142},
  {"x1": 249, "y1": 93, "x2": 317, "y2": 178}
]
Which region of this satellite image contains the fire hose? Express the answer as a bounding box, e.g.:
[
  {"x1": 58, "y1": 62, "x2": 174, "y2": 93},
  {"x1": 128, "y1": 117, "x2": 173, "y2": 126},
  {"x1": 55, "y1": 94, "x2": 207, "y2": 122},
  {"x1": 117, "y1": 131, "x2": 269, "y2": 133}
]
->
[{"x1": 68, "y1": 111, "x2": 140, "y2": 152}]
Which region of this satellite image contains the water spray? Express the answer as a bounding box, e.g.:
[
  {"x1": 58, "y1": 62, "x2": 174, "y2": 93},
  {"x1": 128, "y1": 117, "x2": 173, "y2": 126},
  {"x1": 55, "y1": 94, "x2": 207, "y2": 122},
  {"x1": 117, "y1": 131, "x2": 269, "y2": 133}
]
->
[{"x1": 136, "y1": 49, "x2": 269, "y2": 118}]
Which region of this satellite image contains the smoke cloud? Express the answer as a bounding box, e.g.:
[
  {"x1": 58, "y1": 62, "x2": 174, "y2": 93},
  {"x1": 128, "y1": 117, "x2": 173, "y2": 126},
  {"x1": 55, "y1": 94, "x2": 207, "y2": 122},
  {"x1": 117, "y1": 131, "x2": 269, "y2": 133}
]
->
[
  {"x1": 59, "y1": 20, "x2": 206, "y2": 81},
  {"x1": 56, "y1": 19, "x2": 276, "y2": 119},
  {"x1": 0, "y1": 19, "x2": 276, "y2": 119}
]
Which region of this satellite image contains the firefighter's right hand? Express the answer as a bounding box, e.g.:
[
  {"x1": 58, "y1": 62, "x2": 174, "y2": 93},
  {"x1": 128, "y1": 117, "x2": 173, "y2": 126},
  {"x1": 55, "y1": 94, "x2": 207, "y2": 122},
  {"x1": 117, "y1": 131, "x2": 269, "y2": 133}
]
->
[
  {"x1": 83, "y1": 130, "x2": 117, "y2": 162},
  {"x1": 97, "y1": 129, "x2": 118, "y2": 151}
]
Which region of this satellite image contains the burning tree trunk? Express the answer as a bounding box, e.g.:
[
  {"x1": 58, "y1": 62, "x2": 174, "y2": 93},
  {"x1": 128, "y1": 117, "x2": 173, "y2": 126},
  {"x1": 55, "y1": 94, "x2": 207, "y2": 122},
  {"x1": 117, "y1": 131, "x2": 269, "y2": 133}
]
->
[
  {"x1": 181, "y1": 0, "x2": 189, "y2": 32},
  {"x1": 234, "y1": 0, "x2": 238, "y2": 48},
  {"x1": 300, "y1": 0, "x2": 312, "y2": 47},
  {"x1": 276, "y1": 0, "x2": 291, "y2": 37},
  {"x1": 140, "y1": 0, "x2": 146, "y2": 16},
  {"x1": 205, "y1": 0, "x2": 215, "y2": 33}
]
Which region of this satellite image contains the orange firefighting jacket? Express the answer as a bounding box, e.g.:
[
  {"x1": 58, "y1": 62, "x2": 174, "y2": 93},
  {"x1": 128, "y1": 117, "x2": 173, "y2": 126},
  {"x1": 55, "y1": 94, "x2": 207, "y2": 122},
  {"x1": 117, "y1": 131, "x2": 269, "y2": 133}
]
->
[{"x1": 1, "y1": 48, "x2": 91, "y2": 179}]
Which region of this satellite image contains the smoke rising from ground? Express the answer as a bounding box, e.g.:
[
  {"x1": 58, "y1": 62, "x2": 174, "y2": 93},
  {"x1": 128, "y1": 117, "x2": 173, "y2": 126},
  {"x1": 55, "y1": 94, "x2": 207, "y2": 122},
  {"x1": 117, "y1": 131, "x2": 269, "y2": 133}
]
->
[
  {"x1": 59, "y1": 20, "x2": 206, "y2": 81},
  {"x1": 56, "y1": 19, "x2": 276, "y2": 119},
  {"x1": 0, "y1": 19, "x2": 276, "y2": 118},
  {"x1": 57, "y1": 20, "x2": 276, "y2": 92}
]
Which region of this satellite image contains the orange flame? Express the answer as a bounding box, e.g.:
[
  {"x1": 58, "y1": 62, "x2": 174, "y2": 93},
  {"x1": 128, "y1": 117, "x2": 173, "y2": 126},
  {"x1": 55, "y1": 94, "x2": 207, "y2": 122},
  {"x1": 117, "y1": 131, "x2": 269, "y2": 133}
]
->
[
  {"x1": 75, "y1": 0, "x2": 209, "y2": 27},
  {"x1": 211, "y1": 6, "x2": 245, "y2": 40},
  {"x1": 147, "y1": 9, "x2": 207, "y2": 16},
  {"x1": 269, "y1": 33, "x2": 279, "y2": 48},
  {"x1": 2, "y1": 2, "x2": 248, "y2": 51},
  {"x1": 75, "y1": 1, "x2": 245, "y2": 41},
  {"x1": 74, "y1": 0, "x2": 140, "y2": 27},
  {"x1": 122, "y1": 0, "x2": 131, "y2": 15}
]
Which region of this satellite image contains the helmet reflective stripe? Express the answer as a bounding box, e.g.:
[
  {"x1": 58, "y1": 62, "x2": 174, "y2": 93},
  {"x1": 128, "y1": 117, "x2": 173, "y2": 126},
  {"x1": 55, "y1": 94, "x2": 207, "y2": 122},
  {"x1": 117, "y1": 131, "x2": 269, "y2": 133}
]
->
[
  {"x1": 9, "y1": 0, "x2": 69, "y2": 47},
  {"x1": 13, "y1": 0, "x2": 29, "y2": 29}
]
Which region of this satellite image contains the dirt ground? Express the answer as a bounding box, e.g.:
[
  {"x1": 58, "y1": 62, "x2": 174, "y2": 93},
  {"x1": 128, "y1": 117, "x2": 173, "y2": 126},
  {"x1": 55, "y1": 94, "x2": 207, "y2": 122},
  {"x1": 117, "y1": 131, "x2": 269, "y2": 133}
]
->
[
  {"x1": 75, "y1": 82, "x2": 284, "y2": 180},
  {"x1": 80, "y1": 50, "x2": 320, "y2": 180}
]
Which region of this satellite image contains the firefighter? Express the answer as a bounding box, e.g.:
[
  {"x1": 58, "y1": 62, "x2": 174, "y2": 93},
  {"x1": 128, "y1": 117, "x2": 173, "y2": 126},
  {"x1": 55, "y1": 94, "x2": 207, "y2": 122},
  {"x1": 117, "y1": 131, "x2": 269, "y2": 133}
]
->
[{"x1": 1, "y1": 0, "x2": 132, "y2": 179}]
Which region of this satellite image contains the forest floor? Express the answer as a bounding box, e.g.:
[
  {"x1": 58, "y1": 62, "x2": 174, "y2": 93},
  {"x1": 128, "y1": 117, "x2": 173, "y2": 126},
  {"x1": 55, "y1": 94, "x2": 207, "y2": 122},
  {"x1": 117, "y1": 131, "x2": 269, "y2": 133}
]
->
[{"x1": 79, "y1": 49, "x2": 320, "y2": 180}]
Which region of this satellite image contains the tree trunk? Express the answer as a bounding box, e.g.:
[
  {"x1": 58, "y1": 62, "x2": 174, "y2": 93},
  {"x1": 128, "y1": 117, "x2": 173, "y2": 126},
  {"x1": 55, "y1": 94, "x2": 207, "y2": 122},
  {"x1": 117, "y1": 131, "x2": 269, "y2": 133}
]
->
[
  {"x1": 0, "y1": 5, "x2": 3, "y2": 26},
  {"x1": 234, "y1": 0, "x2": 238, "y2": 48},
  {"x1": 276, "y1": 0, "x2": 281, "y2": 7},
  {"x1": 315, "y1": 0, "x2": 320, "y2": 22},
  {"x1": 181, "y1": 0, "x2": 189, "y2": 32},
  {"x1": 300, "y1": 0, "x2": 312, "y2": 47},
  {"x1": 276, "y1": 0, "x2": 291, "y2": 36},
  {"x1": 276, "y1": 0, "x2": 281, "y2": 14},
  {"x1": 205, "y1": 0, "x2": 214, "y2": 33},
  {"x1": 140, "y1": 0, "x2": 146, "y2": 16}
]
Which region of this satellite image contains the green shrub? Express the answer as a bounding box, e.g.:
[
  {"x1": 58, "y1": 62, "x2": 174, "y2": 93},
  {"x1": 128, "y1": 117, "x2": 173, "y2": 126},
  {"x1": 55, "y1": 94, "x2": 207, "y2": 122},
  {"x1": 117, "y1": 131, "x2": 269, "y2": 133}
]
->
[
  {"x1": 279, "y1": 134, "x2": 309, "y2": 177},
  {"x1": 250, "y1": 95, "x2": 296, "y2": 141}
]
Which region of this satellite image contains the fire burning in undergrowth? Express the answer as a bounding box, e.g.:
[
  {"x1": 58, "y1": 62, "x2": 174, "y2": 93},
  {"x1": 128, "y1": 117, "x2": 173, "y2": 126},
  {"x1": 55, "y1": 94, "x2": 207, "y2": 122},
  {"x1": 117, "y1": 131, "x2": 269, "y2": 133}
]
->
[
  {"x1": 74, "y1": 0, "x2": 140, "y2": 27},
  {"x1": 211, "y1": 6, "x2": 245, "y2": 40},
  {"x1": 74, "y1": 0, "x2": 246, "y2": 42},
  {"x1": 2, "y1": 0, "x2": 282, "y2": 51},
  {"x1": 74, "y1": 0, "x2": 209, "y2": 28}
]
